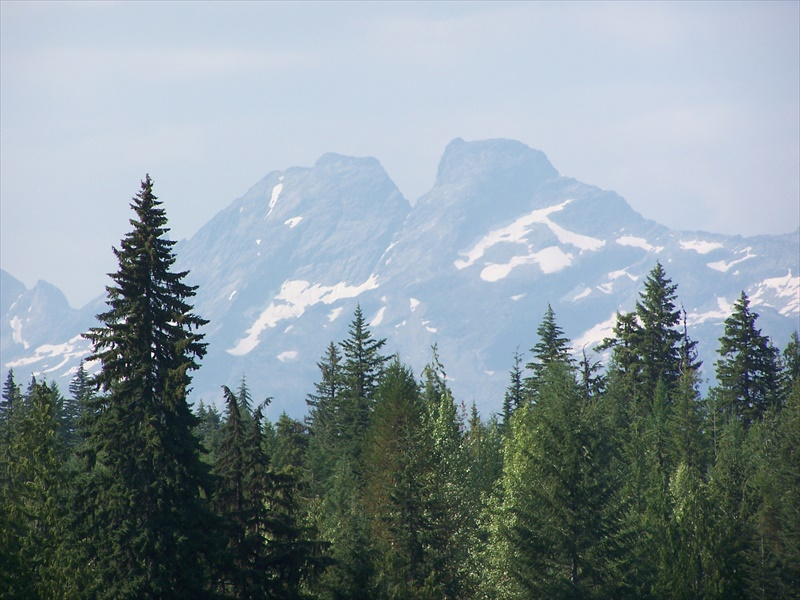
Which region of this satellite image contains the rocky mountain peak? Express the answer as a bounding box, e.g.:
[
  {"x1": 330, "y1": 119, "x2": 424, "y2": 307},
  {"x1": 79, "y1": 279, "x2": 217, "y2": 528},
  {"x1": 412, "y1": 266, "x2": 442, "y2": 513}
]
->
[
  {"x1": 434, "y1": 137, "x2": 559, "y2": 189},
  {"x1": 2, "y1": 139, "x2": 798, "y2": 418}
]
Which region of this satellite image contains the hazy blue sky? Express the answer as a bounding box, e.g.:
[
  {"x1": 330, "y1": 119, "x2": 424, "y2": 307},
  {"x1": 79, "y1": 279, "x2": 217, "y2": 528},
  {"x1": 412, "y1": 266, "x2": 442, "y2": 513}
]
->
[{"x1": 2, "y1": 1, "x2": 798, "y2": 308}]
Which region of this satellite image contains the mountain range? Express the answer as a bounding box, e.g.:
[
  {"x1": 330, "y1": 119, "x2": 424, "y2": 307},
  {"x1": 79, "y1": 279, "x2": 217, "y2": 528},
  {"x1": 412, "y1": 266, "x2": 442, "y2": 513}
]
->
[{"x1": 3, "y1": 138, "x2": 799, "y2": 418}]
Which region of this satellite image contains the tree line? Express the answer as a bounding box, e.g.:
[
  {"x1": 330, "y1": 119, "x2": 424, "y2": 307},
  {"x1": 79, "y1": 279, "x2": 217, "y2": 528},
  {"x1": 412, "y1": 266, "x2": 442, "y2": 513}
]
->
[{"x1": 1, "y1": 177, "x2": 798, "y2": 598}]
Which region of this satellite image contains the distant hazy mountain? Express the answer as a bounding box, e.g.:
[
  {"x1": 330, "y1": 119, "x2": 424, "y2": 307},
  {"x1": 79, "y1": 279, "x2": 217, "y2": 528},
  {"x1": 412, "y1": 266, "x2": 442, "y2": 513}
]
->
[{"x1": 3, "y1": 138, "x2": 798, "y2": 417}]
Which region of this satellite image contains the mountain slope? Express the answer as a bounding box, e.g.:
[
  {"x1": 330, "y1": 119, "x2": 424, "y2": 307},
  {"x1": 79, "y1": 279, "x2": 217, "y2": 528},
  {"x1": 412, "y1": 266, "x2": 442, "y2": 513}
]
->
[{"x1": 2, "y1": 139, "x2": 798, "y2": 416}]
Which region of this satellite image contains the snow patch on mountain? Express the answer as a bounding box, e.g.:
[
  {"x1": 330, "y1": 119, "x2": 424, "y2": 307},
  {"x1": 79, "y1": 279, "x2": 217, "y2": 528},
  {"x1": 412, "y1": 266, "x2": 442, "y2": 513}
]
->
[
  {"x1": 597, "y1": 283, "x2": 614, "y2": 294},
  {"x1": 7, "y1": 334, "x2": 88, "y2": 376},
  {"x1": 616, "y1": 235, "x2": 663, "y2": 253},
  {"x1": 10, "y1": 316, "x2": 28, "y2": 349},
  {"x1": 277, "y1": 350, "x2": 298, "y2": 362},
  {"x1": 371, "y1": 306, "x2": 387, "y2": 327},
  {"x1": 267, "y1": 183, "x2": 283, "y2": 218},
  {"x1": 573, "y1": 313, "x2": 617, "y2": 353},
  {"x1": 480, "y1": 245, "x2": 573, "y2": 281},
  {"x1": 548, "y1": 220, "x2": 605, "y2": 251},
  {"x1": 328, "y1": 307, "x2": 344, "y2": 322},
  {"x1": 707, "y1": 247, "x2": 756, "y2": 272},
  {"x1": 680, "y1": 240, "x2": 723, "y2": 254},
  {"x1": 454, "y1": 200, "x2": 603, "y2": 273},
  {"x1": 749, "y1": 270, "x2": 800, "y2": 316},
  {"x1": 570, "y1": 287, "x2": 592, "y2": 301},
  {"x1": 687, "y1": 296, "x2": 734, "y2": 325},
  {"x1": 284, "y1": 217, "x2": 303, "y2": 228},
  {"x1": 409, "y1": 298, "x2": 420, "y2": 312},
  {"x1": 424, "y1": 323, "x2": 438, "y2": 333},
  {"x1": 608, "y1": 269, "x2": 638, "y2": 281},
  {"x1": 228, "y1": 275, "x2": 379, "y2": 356}
]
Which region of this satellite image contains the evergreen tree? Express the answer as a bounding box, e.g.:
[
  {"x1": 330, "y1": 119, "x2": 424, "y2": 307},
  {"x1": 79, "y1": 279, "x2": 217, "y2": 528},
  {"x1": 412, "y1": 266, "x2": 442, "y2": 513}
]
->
[
  {"x1": 241, "y1": 402, "x2": 275, "y2": 598},
  {"x1": 1, "y1": 368, "x2": 22, "y2": 425},
  {"x1": 635, "y1": 262, "x2": 684, "y2": 393},
  {"x1": 491, "y1": 361, "x2": 625, "y2": 598},
  {"x1": 678, "y1": 305, "x2": 702, "y2": 375},
  {"x1": 783, "y1": 330, "x2": 800, "y2": 388},
  {"x1": 213, "y1": 385, "x2": 250, "y2": 597},
  {"x1": 578, "y1": 345, "x2": 606, "y2": 402},
  {"x1": 598, "y1": 311, "x2": 642, "y2": 402},
  {"x1": 271, "y1": 412, "x2": 308, "y2": 473},
  {"x1": 599, "y1": 262, "x2": 690, "y2": 417},
  {"x1": 63, "y1": 360, "x2": 93, "y2": 447},
  {"x1": 194, "y1": 399, "x2": 223, "y2": 465},
  {"x1": 640, "y1": 380, "x2": 679, "y2": 596},
  {"x1": 0, "y1": 369, "x2": 23, "y2": 488},
  {"x1": 304, "y1": 318, "x2": 388, "y2": 598},
  {"x1": 79, "y1": 175, "x2": 216, "y2": 597},
  {"x1": 705, "y1": 417, "x2": 756, "y2": 597},
  {"x1": 667, "y1": 460, "x2": 711, "y2": 597},
  {"x1": 235, "y1": 375, "x2": 254, "y2": 417},
  {"x1": 761, "y1": 382, "x2": 800, "y2": 596},
  {"x1": 714, "y1": 291, "x2": 782, "y2": 426},
  {"x1": 669, "y1": 367, "x2": 708, "y2": 471},
  {"x1": 262, "y1": 467, "x2": 328, "y2": 599},
  {"x1": 419, "y1": 349, "x2": 481, "y2": 598},
  {"x1": 501, "y1": 349, "x2": 524, "y2": 434},
  {"x1": 524, "y1": 304, "x2": 573, "y2": 398},
  {"x1": 0, "y1": 381, "x2": 69, "y2": 599},
  {"x1": 465, "y1": 406, "x2": 504, "y2": 504},
  {"x1": 306, "y1": 341, "x2": 345, "y2": 495},
  {"x1": 339, "y1": 305, "x2": 389, "y2": 466},
  {"x1": 363, "y1": 359, "x2": 429, "y2": 597},
  {"x1": 307, "y1": 341, "x2": 344, "y2": 416},
  {"x1": 211, "y1": 386, "x2": 317, "y2": 599},
  {"x1": 314, "y1": 457, "x2": 375, "y2": 600}
]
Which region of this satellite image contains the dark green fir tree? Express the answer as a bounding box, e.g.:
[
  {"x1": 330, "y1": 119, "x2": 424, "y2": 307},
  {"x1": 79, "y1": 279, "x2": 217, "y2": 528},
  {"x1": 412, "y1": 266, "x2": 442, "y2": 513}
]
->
[
  {"x1": 79, "y1": 175, "x2": 217, "y2": 598},
  {"x1": 338, "y1": 304, "x2": 388, "y2": 467},
  {"x1": 714, "y1": 291, "x2": 782, "y2": 426},
  {"x1": 305, "y1": 341, "x2": 344, "y2": 495},
  {"x1": 501, "y1": 349, "x2": 524, "y2": 434},
  {"x1": 524, "y1": 304, "x2": 574, "y2": 399}
]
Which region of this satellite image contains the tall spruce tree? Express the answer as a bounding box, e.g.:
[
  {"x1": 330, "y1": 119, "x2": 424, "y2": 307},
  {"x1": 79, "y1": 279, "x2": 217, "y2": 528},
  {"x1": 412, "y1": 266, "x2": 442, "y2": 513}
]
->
[
  {"x1": 491, "y1": 361, "x2": 625, "y2": 598},
  {"x1": 419, "y1": 348, "x2": 480, "y2": 598},
  {"x1": 271, "y1": 412, "x2": 308, "y2": 473},
  {"x1": 502, "y1": 349, "x2": 524, "y2": 434},
  {"x1": 783, "y1": 330, "x2": 800, "y2": 389},
  {"x1": 600, "y1": 262, "x2": 690, "y2": 416},
  {"x1": 635, "y1": 262, "x2": 684, "y2": 392},
  {"x1": 80, "y1": 175, "x2": 216, "y2": 598},
  {"x1": 578, "y1": 345, "x2": 606, "y2": 402},
  {"x1": 195, "y1": 400, "x2": 224, "y2": 465},
  {"x1": 339, "y1": 305, "x2": 388, "y2": 467},
  {"x1": 306, "y1": 341, "x2": 345, "y2": 496},
  {"x1": 363, "y1": 359, "x2": 429, "y2": 597},
  {"x1": 1, "y1": 369, "x2": 22, "y2": 426},
  {"x1": 63, "y1": 359, "x2": 93, "y2": 448},
  {"x1": 714, "y1": 291, "x2": 782, "y2": 426},
  {"x1": 213, "y1": 386, "x2": 250, "y2": 596},
  {"x1": 0, "y1": 381, "x2": 69, "y2": 599},
  {"x1": 524, "y1": 304, "x2": 574, "y2": 399},
  {"x1": 314, "y1": 457, "x2": 375, "y2": 600},
  {"x1": 0, "y1": 369, "x2": 22, "y2": 488}
]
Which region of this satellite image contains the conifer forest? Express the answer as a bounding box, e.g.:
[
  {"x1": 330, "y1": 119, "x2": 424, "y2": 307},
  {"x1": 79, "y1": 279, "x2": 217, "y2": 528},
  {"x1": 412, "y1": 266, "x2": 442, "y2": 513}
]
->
[{"x1": 2, "y1": 177, "x2": 798, "y2": 599}]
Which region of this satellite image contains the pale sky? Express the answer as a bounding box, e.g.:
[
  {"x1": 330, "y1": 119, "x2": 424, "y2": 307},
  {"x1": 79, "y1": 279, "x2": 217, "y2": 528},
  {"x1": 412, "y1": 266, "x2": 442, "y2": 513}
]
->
[{"x1": 2, "y1": 1, "x2": 798, "y2": 309}]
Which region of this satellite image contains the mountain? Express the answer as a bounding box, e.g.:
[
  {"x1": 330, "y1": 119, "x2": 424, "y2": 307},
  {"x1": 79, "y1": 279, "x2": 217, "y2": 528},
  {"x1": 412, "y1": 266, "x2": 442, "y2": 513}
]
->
[{"x1": 3, "y1": 138, "x2": 798, "y2": 417}]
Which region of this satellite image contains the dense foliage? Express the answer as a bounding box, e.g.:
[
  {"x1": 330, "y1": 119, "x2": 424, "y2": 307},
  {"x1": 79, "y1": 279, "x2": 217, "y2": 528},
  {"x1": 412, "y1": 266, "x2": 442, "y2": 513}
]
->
[{"x1": 1, "y1": 179, "x2": 798, "y2": 598}]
